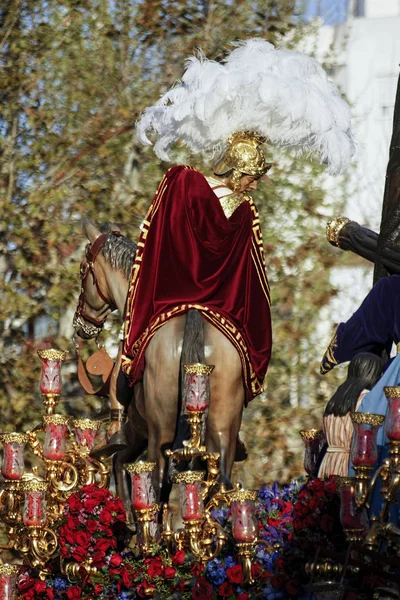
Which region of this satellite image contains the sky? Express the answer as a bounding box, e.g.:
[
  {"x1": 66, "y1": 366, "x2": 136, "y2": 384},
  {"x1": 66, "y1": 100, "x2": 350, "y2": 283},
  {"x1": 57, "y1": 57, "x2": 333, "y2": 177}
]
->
[{"x1": 298, "y1": 0, "x2": 349, "y2": 25}]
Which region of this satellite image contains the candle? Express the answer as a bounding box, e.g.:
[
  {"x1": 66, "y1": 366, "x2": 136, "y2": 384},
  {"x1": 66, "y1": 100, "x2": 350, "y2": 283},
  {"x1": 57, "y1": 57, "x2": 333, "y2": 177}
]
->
[
  {"x1": 299, "y1": 430, "x2": 325, "y2": 476},
  {"x1": 0, "y1": 434, "x2": 28, "y2": 480},
  {"x1": 181, "y1": 482, "x2": 204, "y2": 521},
  {"x1": 73, "y1": 419, "x2": 101, "y2": 451},
  {"x1": 232, "y1": 499, "x2": 258, "y2": 542},
  {"x1": 385, "y1": 396, "x2": 400, "y2": 440},
  {"x1": 0, "y1": 565, "x2": 19, "y2": 600},
  {"x1": 337, "y1": 485, "x2": 368, "y2": 532},
  {"x1": 43, "y1": 416, "x2": 69, "y2": 461},
  {"x1": 125, "y1": 462, "x2": 156, "y2": 511},
  {"x1": 22, "y1": 479, "x2": 47, "y2": 527},
  {"x1": 351, "y1": 426, "x2": 377, "y2": 467},
  {"x1": 183, "y1": 364, "x2": 214, "y2": 412},
  {"x1": 37, "y1": 349, "x2": 67, "y2": 395}
]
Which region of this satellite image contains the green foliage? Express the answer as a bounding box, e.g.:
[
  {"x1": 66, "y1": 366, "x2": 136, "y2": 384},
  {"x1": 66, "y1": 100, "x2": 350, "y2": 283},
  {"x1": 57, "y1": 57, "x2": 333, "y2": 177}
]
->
[{"x1": 0, "y1": 0, "x2": 346, "y2": 482}]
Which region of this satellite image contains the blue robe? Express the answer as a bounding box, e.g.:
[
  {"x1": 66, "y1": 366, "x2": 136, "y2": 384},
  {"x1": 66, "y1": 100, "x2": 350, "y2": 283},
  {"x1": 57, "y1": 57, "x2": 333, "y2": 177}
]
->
[{"x1": 320, "y1": 275, "x2": 400, "y2": 374}]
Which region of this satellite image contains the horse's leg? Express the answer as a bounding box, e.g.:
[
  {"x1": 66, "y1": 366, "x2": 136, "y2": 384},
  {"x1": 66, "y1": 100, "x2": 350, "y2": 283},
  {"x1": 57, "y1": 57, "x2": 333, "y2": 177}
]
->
[
  {"x1": 143, "y1": 316, "x2": 186, "y2": 502},
  {"x1": 113, "y1": 383, "x2": 148, "y2": 521},
  {"x1": 204, "y1": 321, "x2": 245, "y2": 489}
]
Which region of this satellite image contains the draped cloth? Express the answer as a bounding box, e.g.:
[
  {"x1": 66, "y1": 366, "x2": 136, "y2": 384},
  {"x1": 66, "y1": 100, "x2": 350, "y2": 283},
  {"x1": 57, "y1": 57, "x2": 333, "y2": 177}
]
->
[
  {"x1": 121, "y1": 165, "x2": 272, "y2": 402},
  {"x1": 320, "y1": 275, "x2": 400, "y2": 374}
]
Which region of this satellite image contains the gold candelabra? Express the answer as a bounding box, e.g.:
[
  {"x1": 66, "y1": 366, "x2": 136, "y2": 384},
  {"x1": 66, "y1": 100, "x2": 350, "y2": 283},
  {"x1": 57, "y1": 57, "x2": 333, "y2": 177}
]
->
[{"x1": 0, "y1": 349, "x2": 110, "y2": 577}]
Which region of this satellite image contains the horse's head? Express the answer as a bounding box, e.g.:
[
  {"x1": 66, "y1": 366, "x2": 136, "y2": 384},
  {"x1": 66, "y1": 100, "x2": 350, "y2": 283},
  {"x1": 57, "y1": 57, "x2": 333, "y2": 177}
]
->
[{"x1": 73, "y1": 221, "x2": 120, "y2": 342}]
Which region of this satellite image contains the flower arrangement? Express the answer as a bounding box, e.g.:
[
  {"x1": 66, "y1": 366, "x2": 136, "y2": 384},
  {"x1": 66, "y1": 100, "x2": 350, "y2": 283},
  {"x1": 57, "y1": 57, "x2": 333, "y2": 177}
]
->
[{"x1": 16, "y1": 479, "x2": 344, "y2": 600}]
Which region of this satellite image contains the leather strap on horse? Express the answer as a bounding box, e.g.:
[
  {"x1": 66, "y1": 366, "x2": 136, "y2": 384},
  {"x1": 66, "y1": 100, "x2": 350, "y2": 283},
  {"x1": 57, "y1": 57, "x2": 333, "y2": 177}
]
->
[{"x1": 77, "y1": 347, "x2": 114, "y2": 397}]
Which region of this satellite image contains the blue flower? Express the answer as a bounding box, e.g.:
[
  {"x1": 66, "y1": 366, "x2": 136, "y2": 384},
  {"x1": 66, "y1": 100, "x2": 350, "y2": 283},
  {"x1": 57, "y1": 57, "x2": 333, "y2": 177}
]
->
[
  {"x1": 224, "y1": 555, "x2": 236, "y2": 568},
  {"x1": 53, "y1": 577, "x2": 67, "y2": 591},
  {"x1": 206, "y1": 558, "x2": 226, "y2": 585}
]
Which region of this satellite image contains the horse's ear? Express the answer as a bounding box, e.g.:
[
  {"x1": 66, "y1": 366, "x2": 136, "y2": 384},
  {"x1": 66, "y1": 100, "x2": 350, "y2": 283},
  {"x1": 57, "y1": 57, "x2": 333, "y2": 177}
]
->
[{"x1": 83, "y1": 220, "x2": 102, "y2": 243}]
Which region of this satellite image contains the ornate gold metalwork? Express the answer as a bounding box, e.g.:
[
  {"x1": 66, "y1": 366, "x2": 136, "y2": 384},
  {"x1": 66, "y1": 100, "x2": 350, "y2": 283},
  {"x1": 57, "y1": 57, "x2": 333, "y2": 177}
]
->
[
  {"x1": 183, "y1": 363, "x2": 215, "y2": 376},
  {"x1": 37, "y1": 349, "x2": 67, "y2": 361},
  {"x1": 236, "y1": 541, "x2": 257, "y2": 584},
  {"x1": 334, "y1": 475, "x2": 357, "y2": 489},
  {"x1": 125, "y1": 461, "x2": 156, "y2": 474},
  {"x1": 20, "y1": 478, "x2": 48, "y2": 493},
  {"x1": 43, "y1": 415, "x2": 71, "y2": 426},
  {"x1": 0, "y1": 564, "x2": 20, "y2": 576},
  {"x1": 326, "y1": 216, "x2": 351, "y2": 247},
  {"x1": 72, "y1": 419, "x2": 101, "y2": 430},
  {"x1": 384, "y1": 386, "x2": 400, "y2": 399},
  {"x1": 223, "y1": 489, "x2": 258, "y2": 504},
  {"x1": 0, "y1": 432, "x2": 29, "y2": 444},
  {"x1": 134, "y1": 504, "x2": 160, "y2": 555},
  {"x1": 350, "y1": 412, "x2": 385, "y2": 426},
  {"x1": 299, "y1": 429, "x2": 324, "y2": 442},
  {"x1": 172, "y1": 471, "x2": 205, "y2": 484}
]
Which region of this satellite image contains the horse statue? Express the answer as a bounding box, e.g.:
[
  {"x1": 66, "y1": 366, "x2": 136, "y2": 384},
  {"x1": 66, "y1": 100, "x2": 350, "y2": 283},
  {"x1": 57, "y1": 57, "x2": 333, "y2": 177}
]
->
[{"x1": 73, "y1": 221, "x2": 247, "y2": 505}]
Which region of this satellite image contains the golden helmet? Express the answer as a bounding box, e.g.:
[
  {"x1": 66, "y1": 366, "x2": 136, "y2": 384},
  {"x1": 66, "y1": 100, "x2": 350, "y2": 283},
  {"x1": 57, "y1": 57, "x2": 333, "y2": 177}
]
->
[{"x1": 213, "y1": 131, "x2": 271, "y2": 179}]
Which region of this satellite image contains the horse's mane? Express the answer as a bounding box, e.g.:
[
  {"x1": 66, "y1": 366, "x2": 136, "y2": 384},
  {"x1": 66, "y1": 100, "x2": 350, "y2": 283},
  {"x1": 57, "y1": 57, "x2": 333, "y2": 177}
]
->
[{"x1": 101, "y1": 232, "x2": 137, "y2": 280}]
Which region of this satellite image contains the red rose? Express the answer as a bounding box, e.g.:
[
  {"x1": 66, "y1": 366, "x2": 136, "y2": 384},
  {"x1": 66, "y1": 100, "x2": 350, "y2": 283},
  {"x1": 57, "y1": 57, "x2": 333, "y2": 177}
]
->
[
  {"x1": 271, "y1": 574, "x2": 286, "y2": 590},
  {"x1": 147, "y1": 557, "x2": 163, "y2": 577},
  {"x1": 86, "y1": 519, "x2": 98, "y2": 533},
  {"x1": 68, "y1": 495, "x2": 83, "y2": 514},
  {"x1": 72, "y1": 545, "x2": 87, "y2": 562},
  {"x1": 190, "y1": 564, "x2": 202, "y2": 577},
  {"x1": 60, "y1": 525, "x2": 76, "y2": 545},
  {"x1": 94, "y1": 584, "x2": 102, "y2": 594},
  {"x1": 238, "y1": 594, "x2": 249, "y2": 600},
  {"x1": 66, "y1": 586, "x2": 82, "y2": 599},
  {"x1": 94, "y1": 538, "x2": 116, "y2": 552},
  {"x1": 251, "y1": 563, "x2": 262, "y2": 579},
  {"x1": 17, "y1": 573, "x2": 36, "y2": 593},
  {"x1": 121, "y1": 566, "x2": 135, "y2": 587},
  {"x1": 83, "y1": 497, "x2": 99, "y2": 512},
  {"x1": 218, "y1": 582, "x2": 234, "y2": 598},
  {"x1": 226, "y1": 564, "x2": 243, "y2": 584},
  {"x1": 99, "y1": 509, "x2": 113, "y2": 525},
  {"x1": 172, "y1": 549, "x2": 186, "y2": 565},
  {"x1": 75, "y1": 531, "x2": 91, "y2": 548},
  {"x1": 109, "y1": 553, "x2": 123, "y2": 568},
  {"x1": 91, "y1": 551, "x2": 107, "y2": 568},
  {"x1": 67, "y1": 516, "x2": 79, "y2": 531},
  {"x1": 164, "y1": 566, "x2": 176, "y2": 579},
  {"x1": 192, "y1": 577, "x2": 213, "y2": 600}
]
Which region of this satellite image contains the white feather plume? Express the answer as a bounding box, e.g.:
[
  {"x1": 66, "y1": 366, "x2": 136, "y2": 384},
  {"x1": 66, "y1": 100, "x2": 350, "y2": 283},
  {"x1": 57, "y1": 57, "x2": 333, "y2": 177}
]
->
[{"x1": 136, "y1": 39, "x2": 355, "y2": 174}]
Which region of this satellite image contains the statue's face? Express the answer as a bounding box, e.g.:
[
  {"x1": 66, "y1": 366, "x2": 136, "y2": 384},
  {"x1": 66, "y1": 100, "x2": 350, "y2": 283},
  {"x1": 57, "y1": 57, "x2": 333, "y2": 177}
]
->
[{"x1": 239, "y1": 174, "x2": 270, "y2": 192}]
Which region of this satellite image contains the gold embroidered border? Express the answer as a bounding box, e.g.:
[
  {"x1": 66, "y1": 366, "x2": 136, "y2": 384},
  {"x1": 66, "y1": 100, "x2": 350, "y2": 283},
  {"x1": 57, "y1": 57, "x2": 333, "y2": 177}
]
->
[
  {"x1": 122, "y1": 168, "x2": 268, "y2": 398},
  {"x1": 121, "y1": 302, "x2": 263, "y2": 397},
  {"x1": 320, "y1": 330, "x2": 338, "y2": 374}
]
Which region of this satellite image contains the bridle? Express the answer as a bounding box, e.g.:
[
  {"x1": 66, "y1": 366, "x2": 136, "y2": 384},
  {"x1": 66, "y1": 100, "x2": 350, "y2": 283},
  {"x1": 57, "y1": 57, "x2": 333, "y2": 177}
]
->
[{"x1": 73, "y1": 231, "x2": 121, "y2": 344}]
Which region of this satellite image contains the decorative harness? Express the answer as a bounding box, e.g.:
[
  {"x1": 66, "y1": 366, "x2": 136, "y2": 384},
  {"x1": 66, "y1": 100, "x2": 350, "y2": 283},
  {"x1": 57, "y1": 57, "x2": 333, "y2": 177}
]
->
[{"x1": 73, "y1": 231, "x2": 121, "y2": 342}]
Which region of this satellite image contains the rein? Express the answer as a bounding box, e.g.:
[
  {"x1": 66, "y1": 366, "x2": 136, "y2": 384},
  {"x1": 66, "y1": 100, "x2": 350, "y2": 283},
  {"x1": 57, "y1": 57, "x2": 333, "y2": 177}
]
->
[
  {"x1": 73, "y1": 231, "x2": 121, "y2": 341},
  {"x1": 73, "y1": 230, "x2": 121, "y2": 396}
]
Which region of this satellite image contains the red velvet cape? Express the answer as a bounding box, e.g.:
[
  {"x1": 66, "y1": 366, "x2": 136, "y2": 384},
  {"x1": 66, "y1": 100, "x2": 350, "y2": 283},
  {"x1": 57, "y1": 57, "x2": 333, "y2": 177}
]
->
[{"x1": 121, "y1": 166, "x2": 272, "y2": 401}]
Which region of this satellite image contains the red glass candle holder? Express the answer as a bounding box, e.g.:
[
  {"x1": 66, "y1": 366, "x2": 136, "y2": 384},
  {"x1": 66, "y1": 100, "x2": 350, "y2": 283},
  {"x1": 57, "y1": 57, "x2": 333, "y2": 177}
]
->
[
  {"x1": 230, "y1": 490, "x2": 259, "y2": 543},
  {"x1": 350, "y1": 413, "x2": 385, "y2": 467},
  {"x1": 173, "y1": 471, "x2": 205, "y2": 521},
  {"x1": 0, "y1": 564, "x2": 19, "y2": 600},
  {"x1": 384, "y1": 387, "x2": 400, "y2": 440},
  {"x1": 125, "y1": 462, "x2": 157, "y2": 510},
  {"x1": 0, "y1": 433, "x2": 29, "y2": 480},
  {"x1": 183, "y1": 363, "x2": 214, "y2": 412},
  {"x1": 335, "y1": 476, "x2": 369, "y2": 540},
  {"x1": 73, "y1": 419, "x2": 101, "y2": 452},
  {"x1": 37, "y1": 349, "x2": 67, "y2": 396},
  {"x1": 43, "y1": 415, "x2": 70, "y2": 461},
  {"x1": 22, "y1": 478, "x2": 48, "y2": 527},
  {"x1": 299, "y1": 429, "x2": 325, "y2": 476}
]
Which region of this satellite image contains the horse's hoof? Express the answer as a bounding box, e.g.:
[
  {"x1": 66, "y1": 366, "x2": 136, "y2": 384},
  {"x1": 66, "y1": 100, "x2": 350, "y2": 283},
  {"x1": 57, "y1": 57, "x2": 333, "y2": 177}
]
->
[
  {"x1": 234, "y1": 435, "x2": 248, "y2": 462},
  {"x1": 90, "y1": 431, "x2": 128, "y2": 459}
]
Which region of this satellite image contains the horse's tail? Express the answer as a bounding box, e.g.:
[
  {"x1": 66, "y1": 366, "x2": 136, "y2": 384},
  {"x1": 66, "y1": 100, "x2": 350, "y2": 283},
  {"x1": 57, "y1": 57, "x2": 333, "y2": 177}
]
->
[{"x1": 171, "y1": 309, "x2": 206, "y2": 453}]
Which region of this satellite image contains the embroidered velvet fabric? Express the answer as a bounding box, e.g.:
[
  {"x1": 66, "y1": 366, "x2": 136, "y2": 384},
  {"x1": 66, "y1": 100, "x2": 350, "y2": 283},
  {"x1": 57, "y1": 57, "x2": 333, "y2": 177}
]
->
[
  {"x1": 320, "y1": 275, "x2": 400, "y2": 374},
  {"x1": 122, "y1": 166, "x2": 272, "y2": 401}
]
